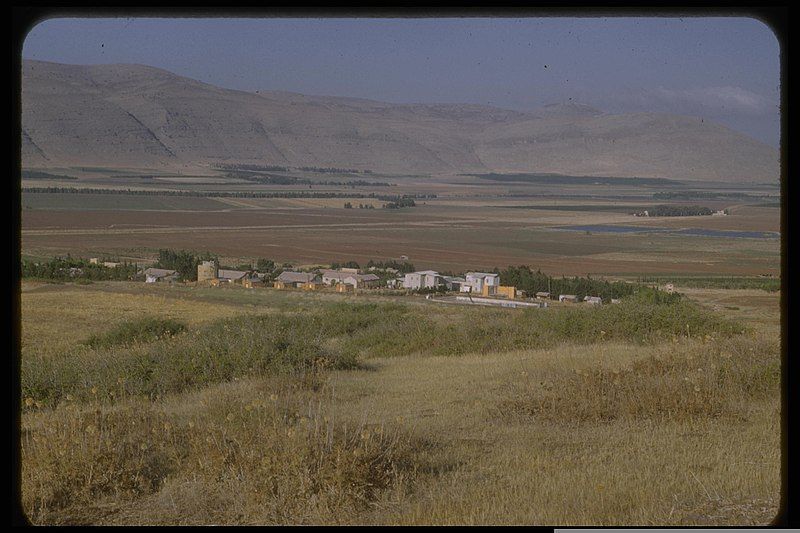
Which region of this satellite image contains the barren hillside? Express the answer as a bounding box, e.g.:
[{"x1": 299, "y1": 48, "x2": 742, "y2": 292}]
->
[{"x1": 21, "y1": 60, "x2": 779, "y2": 183}]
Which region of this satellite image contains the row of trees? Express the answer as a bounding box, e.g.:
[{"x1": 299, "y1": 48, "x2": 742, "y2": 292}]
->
[
  {"x1": 633, "y1": 205, "x2": 715, "y2": 217},
  {"x1": 21, "y1": 256, "x2": 139, "y2": 281},
  {"x1": 23, "y1": 187, "x2": 434, "y2": 202},
  {"x1": 498, "y1": 265, "x2": 637, "y2": 302},
  {"x1": 653, "y1": 191, "x2": 756, "y2": 200},
  {"x1": 22, "y1": 170, "x2": 78, "y2": 180},
  {"x1": 298, "y1": 166, "x2": 370, "y2": 174},
  {"x1": 227, "y1": 172, "x2": 392, "y2": 187},
  {"x1": 365, "y1": 260, "x2": 416, "y2": 274},
  {"x1": 213, "y1": 163, "x2": 375, "y2": 174},
  {"x1": 153, "y1": 249, "x2": 218, "y2": 281},
  {"x1": 213, "y1": 163, "x2": 292, "y2": 172},
  {"x1": 155, "y1": 251, "x2": 294, "y2": 281},
  {"x1": 383, "y1": 198, "x2": 416, "y2": 209},
  {"x1": 224, "y1": 172, "x2": 312, "y2": 185}
]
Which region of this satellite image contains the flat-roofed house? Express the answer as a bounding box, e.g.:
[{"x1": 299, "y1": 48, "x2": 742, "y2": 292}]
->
[
  {"x1": 465, "y1": 272, "x2": 500, "y2": 295},
  {"x1": 559, "y1": 294, "x2": 579, "y2": 303},
  {"x1": 144, "y1": 268, "x2": 178, "y2": 283},
  {"x1": 584, "y1": 296, "x2": 603, "y2": 305},
  {"x1": 403, "y1": 270, "x2": 445, "y2": 290},
  {"x1": 535, "y1": 291, "x2": 551, "y2": 300}
]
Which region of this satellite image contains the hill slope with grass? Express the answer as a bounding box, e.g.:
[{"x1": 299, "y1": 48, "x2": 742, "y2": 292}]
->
[{"x1": 20, "y1": 282, "x2": 780, "y2": 525}]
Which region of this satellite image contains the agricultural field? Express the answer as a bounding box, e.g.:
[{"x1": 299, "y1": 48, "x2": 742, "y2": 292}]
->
[
  {"x1": 19, "y1": 280, "x2": 780, "y2": 525},
  {"x1": 18, "y1": 173, "x2": 783, "y2": 525},
  {"x1": 20, "y1": 177, "x2": 780, "y2": 277}
]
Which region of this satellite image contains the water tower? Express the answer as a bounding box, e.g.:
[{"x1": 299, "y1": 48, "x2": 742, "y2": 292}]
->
[{"x1": 197, "y1": 260, "x2": 218, "y2": 283}]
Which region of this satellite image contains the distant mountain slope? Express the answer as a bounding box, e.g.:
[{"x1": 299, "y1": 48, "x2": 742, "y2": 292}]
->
[{"x1": 21, "y1": 60, "x2": 779, "y2": 183}]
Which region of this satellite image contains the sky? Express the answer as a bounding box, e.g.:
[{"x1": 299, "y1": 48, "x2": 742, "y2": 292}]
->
[{"x1": 22, "y1": 17, "x2": 781, "y2": 146}]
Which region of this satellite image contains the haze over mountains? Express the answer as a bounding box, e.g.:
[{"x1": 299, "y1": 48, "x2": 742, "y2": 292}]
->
[{"x1": 21, "y1": 60, "x2": 779, "y2": 183}]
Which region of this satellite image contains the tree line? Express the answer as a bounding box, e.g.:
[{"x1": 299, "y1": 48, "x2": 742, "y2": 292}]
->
[
  {"x1": 21, "y1": 256, "x2": 139, "y2": 281},
  {"x1": 497, "y1": 265, "x2": 638, "y2": 302},
  {"x1": 225, "y1": 171, "x2": 392, "y2": 187},
  {"x1": 633, "y1": 205, "x2": 715, "y2": 217},
  {"x1": 153, "y1": 249, "x2": 218, "y2": 281},
  {"x1": 23, "y1": 187, "x2": 435, "y2": 202},
  {"x1": 213, "y1": 163, "x2": 374, "y2": 174},
  {"x1": 382, "y1": 198, "x2": 416, "y2": 209},
  {"x1": 653, "y1": 191, "x2": 761, "y2": 200}
]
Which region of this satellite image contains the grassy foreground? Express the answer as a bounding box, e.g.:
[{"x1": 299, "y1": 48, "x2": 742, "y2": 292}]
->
[{"x1": 19, "y1": 282, "x2": 781, "y2": 525}]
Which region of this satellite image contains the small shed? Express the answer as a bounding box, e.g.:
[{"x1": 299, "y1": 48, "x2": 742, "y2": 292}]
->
[
  {"x1": 559, "y1": 294, "x2": 579, "y2": 303},
  {"x1": 584, "y1": 296, "x2": 603, "y2": 305},
  {"x1": 144, "y1": 268, "x2": 178, "y2": 283},
  {"x1": 496, "y1": 285, "x2": 517, "y2": 299},
  {"x1": 302, "y1": 281, "x2": 324, "y2": 291},
  {"x1": 535, "y1": 291, "x2": 550, "y2": 300},
  {"x1": 243, "y1": 278, "x2": 265, "y2": 289}
]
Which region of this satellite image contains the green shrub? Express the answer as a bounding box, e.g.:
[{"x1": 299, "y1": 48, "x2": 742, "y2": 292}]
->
[
  {"x1": 22, "y1": 297, "x2": 744, "y2": 409},
  {"x1": 85, "y1": 317, "x2": 187, "y2": 349}
]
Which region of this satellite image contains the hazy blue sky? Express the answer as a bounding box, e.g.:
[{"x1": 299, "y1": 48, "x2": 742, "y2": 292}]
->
[{"x1": 23, "y1": 17, "x2": 781, "y2": 146}]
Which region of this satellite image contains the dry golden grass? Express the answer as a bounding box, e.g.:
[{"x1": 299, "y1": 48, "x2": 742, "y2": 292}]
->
[
  {"x1": 505, "y1": 334, "x2": 778, "y2": 423},
  {"x1": 22, "y1": 377, "x2": 440, "y2": 525},
  {"x1": 19, "y1": 282, "x2": 781, "y2": 525},
  {"x1": 20, "y1": 282, "x2": 247, "y2": 356}
]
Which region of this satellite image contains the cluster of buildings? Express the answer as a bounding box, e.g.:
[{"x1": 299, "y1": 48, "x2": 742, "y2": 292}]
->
[
  {"x1": 392, "y1": 271, "x2": 516, "y2": 298},
  {"x1": 273, "y1": 268, "x2": 381, "y2": 292},
  {"x1": 141, "y1": 261, "x2": 620, "y2": 306},
  {"x1": 143, "y1": 262, "x2": 267, "y2": 287}
]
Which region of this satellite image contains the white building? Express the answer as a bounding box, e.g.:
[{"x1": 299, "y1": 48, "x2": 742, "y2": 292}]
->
[
  {"x1": 584, "y1": 296, "x2": 603, "y2": 305},
  {"x1": 402, "y1": 270, "x2": 445, "y2": 290},
  {"x1": 463, "y1": 272, "x2": 500, "y2": 294}
]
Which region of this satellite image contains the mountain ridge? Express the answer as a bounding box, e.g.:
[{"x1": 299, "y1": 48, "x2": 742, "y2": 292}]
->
[{"x1": 21, "y1": 59, "x2": 779, "y2": 183}]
